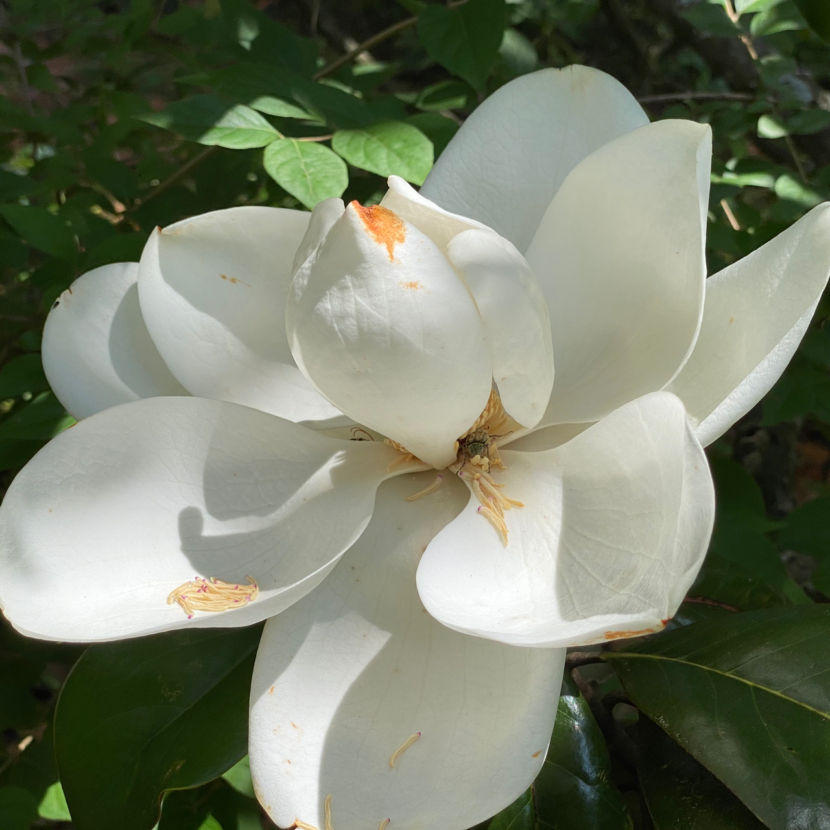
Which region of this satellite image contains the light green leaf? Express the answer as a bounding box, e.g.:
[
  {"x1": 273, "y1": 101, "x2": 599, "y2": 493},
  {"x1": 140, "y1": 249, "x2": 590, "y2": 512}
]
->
[
  {"x1": 757, "y1": 113, "x2": 788, "y2": 139},
  {"x1": 417, "y1": 0, "x2": 507, "y2": 90},
  {"x1": 332, "y1": 121, "x2": 433, "y2": 185},
  {"x1": 263, "y1": 138, "x2": 348, "y2": 208},
  {"x1": 0, "y1": 392, "x2": 74, "y2": 442},
  {"x1": 774, "y1": 173, "x2": 824, "y2": 207},
  {"x1": 38, "y1": 782, "x2": 71, "y2": 821},
  {"x1": 222, "y1": 756, "x2": 255, "y2": 799},
  {"x1": 139, "y1": 95, "x2": 280, "y2": 149}
]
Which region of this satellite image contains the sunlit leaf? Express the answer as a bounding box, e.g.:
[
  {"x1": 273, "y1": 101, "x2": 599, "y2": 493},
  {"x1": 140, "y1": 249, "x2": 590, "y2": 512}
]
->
[{"x1": 263, "y1": 138, "x2": 348, "y2": 208}]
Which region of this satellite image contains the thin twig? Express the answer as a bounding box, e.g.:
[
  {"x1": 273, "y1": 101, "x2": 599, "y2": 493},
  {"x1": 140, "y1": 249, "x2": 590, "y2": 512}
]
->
[
  {"x1": 720, "y1": 198, "x2": 741, "y2": 231},
  {"x1": 130, "y1": 145, "x2": 219, "y2": 212},
  {"x1": 565, "y1": 651, "x2": 605, "y2": 672},
  {"x1": 11, "y1": 43, "x2": 34, "y2": 116},
  {"x1": 312, "y1": 15, "x2": 418, "y2": 80},
  {"x1": 295, "y1": 133, "x2": 334, "y2": 142},
  {"x1": 638, "y1": 91, "x2": 757, "y2": 104}
]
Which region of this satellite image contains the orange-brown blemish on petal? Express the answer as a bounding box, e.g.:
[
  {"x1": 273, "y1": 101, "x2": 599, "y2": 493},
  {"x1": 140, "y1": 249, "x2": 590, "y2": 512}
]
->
[
  {"x1": 400, "y1": 280, "x2": 425, "y2": 291},
  {"x1": 531, "y1": 751, "x2": 542, "y2": 758},
  {"x1": 351, "y1": 202, "x2": 405, "y2": 261},
  {"x1": 603, "y1": 626, "x2": 662, "y2": 641},
  {"x1": 220, "y1": 274, "x2": 250, "y2": 287}
]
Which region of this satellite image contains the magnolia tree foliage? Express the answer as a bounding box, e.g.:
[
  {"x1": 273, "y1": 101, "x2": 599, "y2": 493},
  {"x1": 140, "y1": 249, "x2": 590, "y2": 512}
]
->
[{"x1": 3, "y1": 1, "x2": 830, "y2": 830}]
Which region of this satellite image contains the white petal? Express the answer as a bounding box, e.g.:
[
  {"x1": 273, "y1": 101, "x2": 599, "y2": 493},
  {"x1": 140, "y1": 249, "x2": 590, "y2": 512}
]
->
[
  {"x1": 421, "y1": 66, "x2": 649, "y2": 252},
  {"x1": 417, "y1": 393, "x2": 714, "y2": 647},
  {"x1": 137, "y1": 207, "x2": 343, "y2": 424},
  {"x1": 41, "y1": 263, "x2": 187, "y2": 419},
  {"x1": 286, "y1": 202, "x2": 492, "y2": 470},
  {"x1": 0, "y1": 397, "x2": 397, "y2": 642},
  {"x1": 380, "y1": 175, "x2": 486, "y2": 255},
  {"x1": 447, "y1": 229, "x2": 554, "y2": 428},
  {"x1": 291, "y1": 198, "x2": 345, "y2": 276},
  {"x1": 526, "y1": 120, "x2": 711, "y2": 428},
  {"x1": 666, "y1": 204, "x2": 830, "y2": 446},
  {"x1": 249, "y1": 473, "x2": 565, "y2": 830}
]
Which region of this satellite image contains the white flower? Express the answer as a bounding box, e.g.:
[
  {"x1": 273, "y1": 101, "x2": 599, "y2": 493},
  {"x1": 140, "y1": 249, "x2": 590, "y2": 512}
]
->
[{"x1": 1, "y1": 65, "x2": 828, "y2": 830}]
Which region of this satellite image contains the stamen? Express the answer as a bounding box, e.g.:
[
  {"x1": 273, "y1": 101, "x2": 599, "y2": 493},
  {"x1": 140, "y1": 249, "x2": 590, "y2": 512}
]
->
[
  {"x1": 325, "y1": 794, "x2": 334, "y2": 830},
  {"x1": 379, "y1": 821, "x2": 390, "y2": 830},
  {"x1": 405, "y1": 475, "x2": 443, "y2": 501},
  {"x1": 167, "y1": 575, "x2": 259, "y2": 617},
  {"x1": 295, "y1": 822, "x2": 319, "y2": 830},
  {"x1": 390, "y1": 732, "x2": 421, "y2": 768},
  {"x1": 384, "y1": 438, "x2": 423, "y2": 471}
]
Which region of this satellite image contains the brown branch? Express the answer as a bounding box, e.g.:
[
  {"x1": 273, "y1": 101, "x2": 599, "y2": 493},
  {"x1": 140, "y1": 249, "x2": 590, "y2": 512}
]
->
[
  {"x1": 638, "y1": 91, "x2": 757, "y2": 104},
  {"x1": 312, "y1": 16, "x2": 418, "y2": 80},
  {"x1": 130, "y1": 145, "x2": 219, "y2": 212}
]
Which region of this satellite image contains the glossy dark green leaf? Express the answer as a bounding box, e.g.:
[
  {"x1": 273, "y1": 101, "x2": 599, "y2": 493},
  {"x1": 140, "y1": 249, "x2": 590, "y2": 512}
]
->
[
  {"x1": 418, "y1": 0, "x2": 507, "y2": 90},
  {"x1": 636, "y1": 717, "x2": 766, "y2": 829},
  {"x1": 0, "y1": 392, "x2": 74, "y2": 441},
  {"x1": 487, "y1": 789, "x2": 535, "y2": 830},
  {"x1": 0, "y1": 204, "x2": 77, "y2": 261},
  {"x1": 688, "y1": 551, "x2": 792, "y2": 611},
  {"x1": 140, "y1": 95, "x2": 280, "y2": 149},
  {"x1": 534, "y1": 677, "x2": 631, "y2": 830},
  {"x1": 0, "y1": 354, "x2": 49, "y2": 400},
  {"x1": 263, "y1": 138, "x2": 348, "y2": 208},
  {"x1": 55, "y1": 625, "x2": 263, "y2": 830},
  {"x1": 0, "y1": 786, "x2": 39, "y2": 830},
  {"x1": 605, "y1": 606, "x2": 830, "y2": 829},
  {"x1": 794, "y1": 0, "x2": 830, "y2": 40},
  {"x1": 406, "y1": 112, "x2": 459, "y2": 158},
  {"x1": 332, "y1": 121, "x2": 433, "y2": 185}
]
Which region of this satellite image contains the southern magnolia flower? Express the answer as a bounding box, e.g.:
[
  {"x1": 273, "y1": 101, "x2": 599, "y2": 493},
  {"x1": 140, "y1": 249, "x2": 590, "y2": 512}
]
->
[{"x1": 1, "y1": 65, "x2": 829, "y2": 829}]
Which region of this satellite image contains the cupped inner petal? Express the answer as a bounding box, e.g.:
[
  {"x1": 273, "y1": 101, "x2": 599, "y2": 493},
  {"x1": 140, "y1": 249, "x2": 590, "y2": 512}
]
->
[
  {"x1": 137, "y1": 206, "x2": 343, "y2": 424},
  {"x1": 666, "y1": 203, "x2": 830, "y2": 446},
  {"x1": 416, "y1": 392, "x2": 715, "y2": 648},
  {"x1": 526, "y1": 119, "x2": 711, "y2": 429},
  {"x1": 421, "y1": 65, "x2": 649, "y2": 252},
  {"x1": 447, "y1": 229, "x2": 554, "y2": 429},
  {"x1": 286, "y1": 201, "x2": 493, "y2": 470},
  {"x1": 249, "y1": 472, "x2": 565, "y2": 830},
  {"x1": 0, "y1": 396, "x2": 399, "y2": 642},
  {"x1": 42, "y1": 262, "x2": 187, "y2": 420}
]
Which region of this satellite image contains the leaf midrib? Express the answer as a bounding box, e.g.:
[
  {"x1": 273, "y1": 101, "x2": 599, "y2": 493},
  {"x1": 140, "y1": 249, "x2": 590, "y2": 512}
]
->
[{"x1": 606, "y1": 651, "x2": 830, "y2": 721}]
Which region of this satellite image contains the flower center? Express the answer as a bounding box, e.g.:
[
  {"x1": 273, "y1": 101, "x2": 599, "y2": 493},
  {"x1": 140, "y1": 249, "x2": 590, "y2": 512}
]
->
[
  {"x1": 167, "y1": 575, "x2": 258, "y2": 618},
  {"x1": 386, "y1": 390, "x2": 523, "y2": 545}
]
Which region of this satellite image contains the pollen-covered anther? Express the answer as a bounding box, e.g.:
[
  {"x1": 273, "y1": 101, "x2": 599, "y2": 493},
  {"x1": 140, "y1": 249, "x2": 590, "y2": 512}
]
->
[{"x1": 167, "y1": 575, "x2": 259, "y2": 618}]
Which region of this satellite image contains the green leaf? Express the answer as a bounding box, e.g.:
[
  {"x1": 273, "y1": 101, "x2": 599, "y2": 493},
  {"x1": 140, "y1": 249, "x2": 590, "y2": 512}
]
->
[
  {"x1": 406, "y1": 112, "x2": 459, "y2": 158},
  {"x1": 605, "y1": 606, "x2": 830, "y2": 829},
  {"x1": 417, "y1": 0, "x2": 507, "y2": 90},
  {"x1": 263, "y1": 138, "x2": 348, "y2": 208},
  {"x1": 534, "y1": 677, "x2": 631, "y2": 829},
  {"x1": 0, "y1": 354, "x2": 49, "y2": 399},
  {"x1": 688, "y1": 551, "x2": 793, "y2": 611},
  {"x1": 55, "y1": 625, "x2": 263, "y2": 830},
  {"x1": 636, "y1": 717, "x2": 766, "y2": 829},
  {"x1": 0, "y1": 204, "x2": 77, "y2": 260},
  {"x1": 774, "y1": 173, "x2": 824, "y2": 207},
  {"x1": 38, "y1": 782, "x2": 72, "y2": 821},
  {"x1": 0, "y1": 392, "x2": 74, "y2": 442},
  {"x1": 757, "y1": 113, "x2": 788, "y2": 139},
  {"x1": 332, "y1": 121, "x2": 433, "y2": 185},
  {"x1": 140, "y1": 95, "x2": 280, "y2": 149},
  {"x1": 487, "y1": 789, "x2": 535, "y2": 830},
  {"x1": 794, "y1": 0, "x2": 830, "y2": 40},
  {"x1": 222, "y1": 756, "x2": 255, "y2": 798},
  {"x1": 0, "y1": 787, "x2": 39, "y2": 830},
  {"x1": 788, "y1": 109, "x2": 830, "y2": 135}
]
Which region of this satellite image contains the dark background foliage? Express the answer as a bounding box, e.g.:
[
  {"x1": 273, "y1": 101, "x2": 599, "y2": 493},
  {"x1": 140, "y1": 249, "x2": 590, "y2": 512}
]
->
[{"x1": 2, "y1": 0, "x2": 830, "y2": 827}]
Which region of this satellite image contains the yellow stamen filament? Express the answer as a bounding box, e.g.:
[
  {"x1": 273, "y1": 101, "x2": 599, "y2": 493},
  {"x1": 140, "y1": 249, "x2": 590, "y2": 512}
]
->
[
  {"x1": 325, "y1": 794, "x2": 334, "y2": 830},
  {"x1": 384, "y1": 438, "x2": 423, "y2": 471},
  {"x1": 379, "y1": 821, "x2": 390, "y2": 830},
  {"x1": 295, "y1": 822, "x2": 319, "y2": 830},
  {"x1": 390, "y1": 732, "x2": 421, "y2": 768},
  {"x1": 167, "y1": 575, "x2": 259, "y2": 619},
  {"x1": 405, "y1": 474, "x2": 443, "y2": 501},
  {"x1": 456, "y1": 467, "x2": 523, "y2": 547},
  {"x1": 461, "y1": 389, "x2": 509, "y2": 440}
]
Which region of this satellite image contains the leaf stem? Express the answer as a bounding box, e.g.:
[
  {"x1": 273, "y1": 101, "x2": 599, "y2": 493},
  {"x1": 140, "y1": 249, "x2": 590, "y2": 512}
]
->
[{"x1": 130, "y1": 145, "x2": 219, "y2": 212}]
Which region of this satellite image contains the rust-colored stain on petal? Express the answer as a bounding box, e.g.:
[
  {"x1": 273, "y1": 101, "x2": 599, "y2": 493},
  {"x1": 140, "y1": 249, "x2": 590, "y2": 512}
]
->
[
  {"x1": 399, "y1": 280, "x2": 426, "y2": 291},
  {"x1": 531, "y1": 751, "x2": 542, "y2": 758},
  {"x1": 351, "y1": 202, "x2": 405, "y2": 261},
  {"x1": 603, "y1": 625, "x2": 662, "y2": 641},
  {"x1": 221, "y1": 273, "x2": 251, "y2": 287}
]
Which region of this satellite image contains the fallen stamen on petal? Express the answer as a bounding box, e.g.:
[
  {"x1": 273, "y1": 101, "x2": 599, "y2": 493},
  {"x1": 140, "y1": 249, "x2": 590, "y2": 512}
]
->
[
  {"x1": 389, "y1": 732, "x2": 421, "y2": 768},
  {"x1": 167, "y1": 575, "x2": 259, "y2": 616},
  {"x1": 379, "y1": 821, "x2": 390, "y2": 830},
  {"x1": 405, "y1": 474, "x2": 443, "y2": 501},
  {"x1": 324, "y1": 795, "x2": 334, "y2": 830},
  {"x1": 295, "y1": 821, "x2": 320, "y2": 830}
]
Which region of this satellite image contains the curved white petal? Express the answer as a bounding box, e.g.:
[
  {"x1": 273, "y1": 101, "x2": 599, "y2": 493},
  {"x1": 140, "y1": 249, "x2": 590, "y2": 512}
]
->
[
  {"x1": 291, "y1": 198, "x2": 345, "y2": 276},
  {"x1": 41, "y1": 263, "x2": 187, "y2": 419},
  {"x1": 249, "y1": 473, "x2": 565, "y2": 830},
  {"x1": 526, "y1": 120, "x2": 711, "y2": 428},
  {"x1": 0, "y1": 397, "x2": 397, "y2": 642},
  {"x1": 421, "y1": 66, "x2": 649, "y2": 252},
  {"x1": 667, "y1": 203, "x2": 830, "y2": 446},
  {"x1": 137, "y1": 207, "x2": 343, "y2": 424},
  {"x1": 417, "y1": 393, "x2": 714, "y2": 647},
  {"x1": 447, "y1": 229, "x2": 554, "y2": 428},
  {"x1": 505, "y1": 422, "x2": 591, "y2": 453},
  {"x1": 380, "y1": 175, "x2": 487, "y2": 255},
  {"x1": 286, "y1": 202, "x2": 492, "y2": 469}
]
